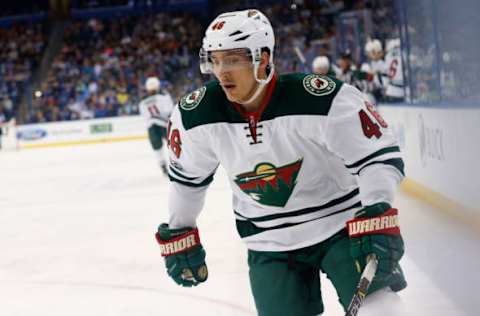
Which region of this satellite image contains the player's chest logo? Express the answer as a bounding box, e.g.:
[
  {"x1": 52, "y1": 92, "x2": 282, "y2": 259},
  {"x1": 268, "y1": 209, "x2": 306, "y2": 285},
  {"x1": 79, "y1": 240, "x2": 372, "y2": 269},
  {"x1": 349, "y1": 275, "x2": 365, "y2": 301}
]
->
[{"x1": 234, "y1": 159, "x2": 303, "y2": 207}]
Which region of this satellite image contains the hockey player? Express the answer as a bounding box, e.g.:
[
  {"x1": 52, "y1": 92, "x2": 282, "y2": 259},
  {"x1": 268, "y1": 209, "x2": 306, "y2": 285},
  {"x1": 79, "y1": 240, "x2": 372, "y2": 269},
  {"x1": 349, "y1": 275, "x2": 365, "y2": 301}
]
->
[
  {"x1": 155, "y1": 9, "x2": 407, "y2": 316},
  {"x1": 384, "y1": 38, "x2": 405, "y2": 102},
  {"x1": 363, "y1": 39, "x2": 389, "y2": 103},
  {"x1": 138, "y1": 76, "x2": 175, "y2": 174}
]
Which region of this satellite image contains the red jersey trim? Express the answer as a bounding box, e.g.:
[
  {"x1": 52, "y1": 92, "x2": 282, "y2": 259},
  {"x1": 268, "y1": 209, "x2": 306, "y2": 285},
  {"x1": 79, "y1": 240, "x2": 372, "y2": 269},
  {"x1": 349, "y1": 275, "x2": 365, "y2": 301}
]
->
[{"x1": 232, "y1": 72, "x2": 278, "y2": 123}]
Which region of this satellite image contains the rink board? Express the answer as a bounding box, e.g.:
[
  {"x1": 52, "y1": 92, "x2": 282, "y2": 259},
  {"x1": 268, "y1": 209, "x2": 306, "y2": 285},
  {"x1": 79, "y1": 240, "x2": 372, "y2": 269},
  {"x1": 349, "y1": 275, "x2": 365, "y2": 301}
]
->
[
  {"x1": 379, "y1": 104, "x2": 480, "y2": 227},
  {"x1": 16, "y1": 116, "x2": 147, "y2": 149}
]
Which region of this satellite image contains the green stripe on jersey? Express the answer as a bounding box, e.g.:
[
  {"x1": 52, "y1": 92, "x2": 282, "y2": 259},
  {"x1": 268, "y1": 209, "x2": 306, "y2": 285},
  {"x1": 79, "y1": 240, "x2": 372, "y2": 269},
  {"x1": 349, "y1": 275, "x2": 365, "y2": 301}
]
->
[
  {"x1": 357, "y1": 158, "x2": 405, "y2": 176},
  {"x1": 236, "y1": 201, "x2": 361, "y2": 238},
  {"x1": 168, "y1": 172, "x2": 215, "y2": 187},
  {"x1": 169, "y1": 166, "x2": 200, "y2": 181},
  {"x1": 345, "y1": 146, "x2": 401, "y2": 169},
  {"x1": 234, "y1": 188, "x2": 359, "y2": 222}
]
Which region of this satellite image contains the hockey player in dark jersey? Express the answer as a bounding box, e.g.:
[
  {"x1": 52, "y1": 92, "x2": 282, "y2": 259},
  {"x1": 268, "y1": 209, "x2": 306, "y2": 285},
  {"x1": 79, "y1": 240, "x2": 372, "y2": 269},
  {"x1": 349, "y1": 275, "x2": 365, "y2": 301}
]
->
[{"x1": 154, "y1": 9, "x2": 407, "y2": 316}]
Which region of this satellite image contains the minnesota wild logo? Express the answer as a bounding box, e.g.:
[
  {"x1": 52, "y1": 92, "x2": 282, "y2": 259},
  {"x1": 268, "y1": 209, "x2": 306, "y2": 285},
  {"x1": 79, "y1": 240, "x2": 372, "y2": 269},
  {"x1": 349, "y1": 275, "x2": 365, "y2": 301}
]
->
[
  {"x1": 303, "y1": 74, "x2": 336, "y2": 96},
  {"x1": 234, "y1": 159, "x2": 303, "y2": 207},
  {"x1": 180, "y1": 86, "x2": 206, "y2": 111}
]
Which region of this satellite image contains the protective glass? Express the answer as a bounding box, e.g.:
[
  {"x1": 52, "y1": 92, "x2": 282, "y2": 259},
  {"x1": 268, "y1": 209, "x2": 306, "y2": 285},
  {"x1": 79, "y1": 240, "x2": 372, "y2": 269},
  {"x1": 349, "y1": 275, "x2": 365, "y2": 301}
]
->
[{"x1": 200, "y1": 48, "x2": 253, "y2": 74}]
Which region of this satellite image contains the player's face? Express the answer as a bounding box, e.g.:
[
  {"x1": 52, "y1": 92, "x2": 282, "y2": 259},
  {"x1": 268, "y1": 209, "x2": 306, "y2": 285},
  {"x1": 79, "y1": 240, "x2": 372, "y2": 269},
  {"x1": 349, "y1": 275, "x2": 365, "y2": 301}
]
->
[
  {"x1": 368, "y1": 50, "x2": 383, "y2": 61},
  {"x1": 210, "y1": 49, "x2": 258, "y2": 103}
]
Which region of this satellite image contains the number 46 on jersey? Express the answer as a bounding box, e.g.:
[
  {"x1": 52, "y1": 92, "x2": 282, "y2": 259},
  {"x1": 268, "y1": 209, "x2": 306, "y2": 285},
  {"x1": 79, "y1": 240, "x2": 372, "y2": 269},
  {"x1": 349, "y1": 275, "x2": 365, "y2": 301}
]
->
[{"x1": 359, "y1": 101, "x2": 388, "y2": 139}]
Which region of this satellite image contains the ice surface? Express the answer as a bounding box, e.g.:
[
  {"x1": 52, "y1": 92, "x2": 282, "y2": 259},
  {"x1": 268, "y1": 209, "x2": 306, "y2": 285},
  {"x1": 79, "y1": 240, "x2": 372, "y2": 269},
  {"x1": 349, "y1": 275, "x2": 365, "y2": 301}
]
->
[{"x1": 1, "y1": 141, "x2": 478, "y2": 315}]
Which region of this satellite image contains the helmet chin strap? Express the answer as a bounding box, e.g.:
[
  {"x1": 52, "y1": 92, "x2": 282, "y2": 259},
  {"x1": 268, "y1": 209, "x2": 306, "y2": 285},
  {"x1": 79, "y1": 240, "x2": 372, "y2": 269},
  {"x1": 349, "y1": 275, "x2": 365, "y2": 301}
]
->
[
  {"x1": 237, "y1": 62, "x2": 275, "y2": 105},
  {"x1": 238, "y1": 82, "x2": 266, "y2": 105}
]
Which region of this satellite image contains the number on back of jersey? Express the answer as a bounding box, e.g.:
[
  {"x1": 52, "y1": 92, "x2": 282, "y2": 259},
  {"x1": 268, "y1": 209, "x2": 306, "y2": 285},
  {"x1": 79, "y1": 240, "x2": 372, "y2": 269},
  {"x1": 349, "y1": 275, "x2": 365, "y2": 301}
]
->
[{"x1": 148, "y1": 104, "x2": 162, "y2": 119}]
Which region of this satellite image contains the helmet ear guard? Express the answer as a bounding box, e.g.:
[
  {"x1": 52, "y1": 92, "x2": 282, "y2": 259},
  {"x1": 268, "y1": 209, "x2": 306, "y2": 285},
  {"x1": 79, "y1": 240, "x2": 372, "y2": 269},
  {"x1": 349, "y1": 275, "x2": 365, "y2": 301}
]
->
[{"x1": 252, "y1": 47, "x2": 274, "y2": 85}]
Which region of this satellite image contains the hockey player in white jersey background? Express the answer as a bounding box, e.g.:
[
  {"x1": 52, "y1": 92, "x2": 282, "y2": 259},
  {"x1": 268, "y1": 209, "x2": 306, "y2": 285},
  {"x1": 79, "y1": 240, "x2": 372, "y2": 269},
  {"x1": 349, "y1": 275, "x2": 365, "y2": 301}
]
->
[
  {"x1": 138, "y1": 76, "x2": 175, "y2": 174},
  {"x1": 363, "y1": 39, "x2": 389, "y2": 104},
  {"x1": 155, "y1": 9, "x2": 407, "y2": 316},
  {"x1": 363, "y1": 38, "x2": 405, "y2": 104},
  {"x1": 384, "y1": 38, "x2": 405, "y2": 102}
]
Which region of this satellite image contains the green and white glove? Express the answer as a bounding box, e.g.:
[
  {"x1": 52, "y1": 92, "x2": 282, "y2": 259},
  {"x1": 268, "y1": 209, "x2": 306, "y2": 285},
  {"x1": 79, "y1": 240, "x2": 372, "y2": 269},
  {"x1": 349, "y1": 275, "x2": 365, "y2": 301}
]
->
[
  {"x1": 346, "y1": 202, "x2": 404, "y2": 282},
  {"x1": 155, "y1": 223, "x2": 208, "y2": 287}
]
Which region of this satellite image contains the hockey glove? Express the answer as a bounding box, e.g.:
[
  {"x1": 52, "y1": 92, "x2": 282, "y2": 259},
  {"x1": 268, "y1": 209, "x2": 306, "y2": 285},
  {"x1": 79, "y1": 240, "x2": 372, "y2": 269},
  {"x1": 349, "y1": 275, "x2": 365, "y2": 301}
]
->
[
  {"x1": 346, "y1": 202, "x2": 404, "y2": 282},
  {"x1": 155, "y1": 223, "x2": 208, "y2": 287}
]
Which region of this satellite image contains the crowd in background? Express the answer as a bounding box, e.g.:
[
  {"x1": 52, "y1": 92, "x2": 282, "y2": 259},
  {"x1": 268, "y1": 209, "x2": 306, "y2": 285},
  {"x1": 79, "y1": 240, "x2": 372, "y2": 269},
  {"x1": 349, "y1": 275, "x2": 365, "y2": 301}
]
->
[
  {"x1": 28, "y1": 12, "x2": 203, "y2": 123},
  {"x1": 0, "y1": 23, "x2": 46, "y2": 123},
  {"x1": 0, "y1": 0, "x2": 401, "y2": 124}
]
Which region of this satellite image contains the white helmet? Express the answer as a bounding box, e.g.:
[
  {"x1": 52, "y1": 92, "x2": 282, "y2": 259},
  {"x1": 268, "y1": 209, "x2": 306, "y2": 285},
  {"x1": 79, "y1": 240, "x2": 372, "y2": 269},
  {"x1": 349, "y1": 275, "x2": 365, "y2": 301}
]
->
[
  {"x1": 145, "y1": 76, "x2": 160, "y2": 91},
  {"x1": 312, "y1": 56, "x2": 330, "y2": 74},
  {"x1": 199, "y1": 9, "x2": 275, "y2": 85},
  {"x1": 365, "y1": 39, "x2": 384, "y2": 61}
]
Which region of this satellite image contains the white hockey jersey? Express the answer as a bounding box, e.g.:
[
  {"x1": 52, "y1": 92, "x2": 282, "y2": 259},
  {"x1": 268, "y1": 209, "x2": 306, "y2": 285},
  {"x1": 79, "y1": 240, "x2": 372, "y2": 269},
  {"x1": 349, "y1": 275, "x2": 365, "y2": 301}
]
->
[
  {"x1": 384, "y1": 39, "x2": 405, "y2": 98},
  {"x1": 166, "y1": 73, "x2": 404, "y2": 252},
  {"x1": 369, "y1": 59, "x2": 389, "y2": 91},
  {"x1": 138, "y1": 92, "x2": 175, "y2": 128},
  {"x1": 360, "y1": 59, "x2": 388, "y2": 104}
]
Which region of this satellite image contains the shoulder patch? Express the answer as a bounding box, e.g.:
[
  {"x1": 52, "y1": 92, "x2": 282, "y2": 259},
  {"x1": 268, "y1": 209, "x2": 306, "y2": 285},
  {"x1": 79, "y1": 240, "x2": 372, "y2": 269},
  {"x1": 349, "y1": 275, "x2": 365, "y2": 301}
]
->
[
  {"x1": 302, "y1": 74, "x2": 336, "y2": 96},
  {"x1": 180, "y1": 86, "x2": 206, "y2": 111}
]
